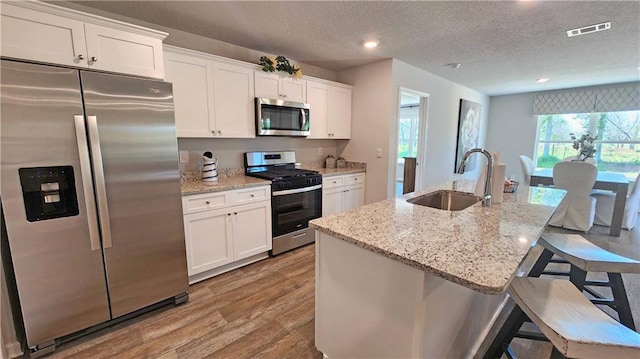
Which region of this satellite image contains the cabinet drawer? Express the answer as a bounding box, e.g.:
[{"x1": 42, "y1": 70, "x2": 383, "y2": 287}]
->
[
  {"x1": 182, "y1": 192, "x2": 228, "y2": 214},
  {"x1": 345, "y1": 173, "x2": 365, "y2": 185},
  {"x1": 232, "y1": 186, "x2": 270, "y2": 205},
  {"x1": 323, "y1": 175, "x2": 345, "y2": 189}
]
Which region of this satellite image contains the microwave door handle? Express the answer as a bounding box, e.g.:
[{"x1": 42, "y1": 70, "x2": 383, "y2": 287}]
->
[{"x1": 300, "y1": 108, "x2": 307, "y2": 130}]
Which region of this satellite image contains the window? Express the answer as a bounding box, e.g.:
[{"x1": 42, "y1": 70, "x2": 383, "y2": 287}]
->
[{"x1": 535, "y1": 110, "x2": 640, "y2": 181}]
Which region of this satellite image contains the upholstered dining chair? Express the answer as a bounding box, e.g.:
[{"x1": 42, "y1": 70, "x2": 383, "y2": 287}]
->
[
  {"x1": 592, "y1": 173, "x2": 640, "y2": 230},
  {"x1": 518, "y1": 155, "x2": 535, "y2": 185},
  {"x1": 548, "y1": 161, "x2": 598, "y2": 232}
]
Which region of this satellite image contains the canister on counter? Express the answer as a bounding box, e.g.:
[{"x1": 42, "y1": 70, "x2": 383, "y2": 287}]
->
[
  {"x1": 336, "y1": 157, "x2": 346, "y2": 168},
  {"x1": 324, "y1": 154, "x2": 336, "y2": 169}
]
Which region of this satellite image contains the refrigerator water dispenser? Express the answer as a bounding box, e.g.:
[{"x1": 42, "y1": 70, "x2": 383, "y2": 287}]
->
[{"x1": 19, "y1": 166, "x2": 79, "y2": 221}]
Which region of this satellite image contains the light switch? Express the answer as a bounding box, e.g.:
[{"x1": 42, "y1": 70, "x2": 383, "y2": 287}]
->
[
  {"x1": 376, "y1": 148, "x2": 383, "y2": 158},
  {"x1": 179, "y1": 150, "x2": 190, "y2": 163}
]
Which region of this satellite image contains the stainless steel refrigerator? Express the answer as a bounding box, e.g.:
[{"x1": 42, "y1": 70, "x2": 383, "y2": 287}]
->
[{"x1": 0, "y1": 59, "x2": 189, "y2": 355}]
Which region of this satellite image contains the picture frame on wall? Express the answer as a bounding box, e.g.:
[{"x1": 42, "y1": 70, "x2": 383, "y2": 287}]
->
[{"x1": 454, "y1": 99, "x2": 481, "y2": 172}]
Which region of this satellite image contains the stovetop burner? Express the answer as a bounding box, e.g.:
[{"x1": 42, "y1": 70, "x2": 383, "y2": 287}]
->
[{"x1": 250, "y1": 168, "x2": 319, "y2": 181}]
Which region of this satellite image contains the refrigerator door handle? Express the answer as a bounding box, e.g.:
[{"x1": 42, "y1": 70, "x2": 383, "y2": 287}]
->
[
  {"x1": 74, "y1": 115, "x2": 102, "y2": 251},
  {"x1": 87, "y1": 115, "x2": 113, "y2": 249}
]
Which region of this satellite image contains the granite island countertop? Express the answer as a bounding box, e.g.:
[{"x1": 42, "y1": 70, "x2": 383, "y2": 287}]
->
[{"x1": 309, "y1": 180, "x2": 566, "y2": 295}]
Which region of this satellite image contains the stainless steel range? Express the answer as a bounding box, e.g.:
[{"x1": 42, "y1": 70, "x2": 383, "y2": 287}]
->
[{"x1": 244, "y1": 151, "x2": 322, "y2": 255}]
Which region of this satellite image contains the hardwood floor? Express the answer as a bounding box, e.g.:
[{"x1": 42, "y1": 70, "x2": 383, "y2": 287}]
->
[
  {"x1": 47, "y1": 244, "x2": 321, "y2": 359},
  {"x1": 41, "y1": 218, "x2": 640, "y2": 358}
]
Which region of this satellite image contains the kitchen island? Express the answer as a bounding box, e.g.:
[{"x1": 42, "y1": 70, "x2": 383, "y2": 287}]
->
[{"x1": 309, "y1": 180, "x2": 565, "y2": 358}]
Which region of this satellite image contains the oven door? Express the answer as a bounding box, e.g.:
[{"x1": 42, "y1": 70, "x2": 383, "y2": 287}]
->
[{"x1": 271, "y1": 184, "x2": 322, "y2": 237}]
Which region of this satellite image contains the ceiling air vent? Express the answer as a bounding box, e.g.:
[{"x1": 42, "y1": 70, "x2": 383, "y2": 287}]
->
[{"x1": 567, "y1": 22, "x2": 611, "y2": 37}]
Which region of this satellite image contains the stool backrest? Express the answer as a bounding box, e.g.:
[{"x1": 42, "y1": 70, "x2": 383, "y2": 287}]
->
[
  {"x1": 553, "y1": 161, "x2": 597, "y2": 195},
  {"x1": 519, "y1": 155, "x2": 535, "y2": 185}
]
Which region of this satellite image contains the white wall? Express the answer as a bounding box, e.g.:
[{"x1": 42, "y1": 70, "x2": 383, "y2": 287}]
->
[
  {"x1": 391, "y1": 60, "x2": 490, "y2": 192},
  {"x1": 339, "y1": 60, "x2": 394, "y2": 203},
  {"x1": 485, "y1": 93, "x2": 538, "y2": 184},
  {"x1": 338, "y1": 59, "x2": 490, "y2": 202}
]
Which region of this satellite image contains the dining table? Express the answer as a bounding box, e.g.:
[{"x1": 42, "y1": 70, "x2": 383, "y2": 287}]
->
[{"x1": 529, "y1": 168, "x2": 629, "y2": 236}]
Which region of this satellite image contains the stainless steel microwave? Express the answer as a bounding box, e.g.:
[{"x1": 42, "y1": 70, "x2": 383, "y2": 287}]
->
[{"x1": 255, "y1": 97, "x2": 310, "y2": 137}]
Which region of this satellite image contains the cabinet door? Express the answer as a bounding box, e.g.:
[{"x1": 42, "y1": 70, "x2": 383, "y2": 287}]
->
[
  {"x1": 232, "y1": 201, "x2": 272, "y2": 260},
  {"x1": 84, "y1": 23, "x2": 164, "y2": 79},
  {"x1": 307, "y1": 81, "x2": 329, "y2": 139},
  {"x1": 343, "y1": 184, "x2": 365, "y2": 212},
  {"x1": 328, "y1": 86, "x2": 352, "y2": 139},
  {"x1": 164, "y1": 50, "x2": 216, "y2": 137},
  {"x1": 254, "y1": 72, "x2": 281, "y2": 100},
  {"x1": 183, "y1": 209, "x2": 234, "y2": 275},
  {"x1": 322, "y1": 187, "x2": 344, "y2": 216},
  {"x1": 0, "y1": 3, "x2": 88, "y2": 68},
  {"x1": 212, "y1": 62, "x2": 255, "y2": 138},
  {"x1": 281, "y1": 78, "x2": 306, "y2": 103}
]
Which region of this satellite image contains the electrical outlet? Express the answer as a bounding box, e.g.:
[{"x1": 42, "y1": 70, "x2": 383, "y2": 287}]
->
[
  {"x1": 179, "y1": 150, "x2": 190, "y2": 163},
  {"x1": 376, "y1": 148, "x2": 383, "y2": 158},
  {"x1": 318, "y1": 147, "x2": 323, "y2": 156}
]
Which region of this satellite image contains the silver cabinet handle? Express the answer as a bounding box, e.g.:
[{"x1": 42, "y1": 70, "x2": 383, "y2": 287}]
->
[
  {"x1": 217, "y1": 130, "x2": 222, "y2": 134},
  {"x1": 211, "y1": 130, "x2": 216, "y2": 135},
  {"x1": 91, "y1": 56, "x2": 98, "y2": 62},
  {"x1": 87, "y1": 115, "x2": 112, "y2": 249},
  {"x1": 205, "y1": 201, "x2": 210, "y2": 205},
  {"x1": 74, "y1": 115, "x2": 101, "y2": 251},
  {"x1": 250, "y1": 194, "x2": 255, "y2": 197},
  {"x1": 77, "y1": 54, "x2": 85, "y2": 60}
]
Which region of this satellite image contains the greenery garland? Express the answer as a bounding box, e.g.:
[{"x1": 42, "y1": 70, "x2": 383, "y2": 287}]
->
[{"x1": 258, "y1": 55, "x2": 302, "y2": 79}]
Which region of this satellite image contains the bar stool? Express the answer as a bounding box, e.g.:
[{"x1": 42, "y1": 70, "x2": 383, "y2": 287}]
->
[
  {"x1": 485, "y1": 277, "x2": 640, "y2": 359},
  {"x1": 528, "y1": 233, "x2": 640, "y2": 331}
]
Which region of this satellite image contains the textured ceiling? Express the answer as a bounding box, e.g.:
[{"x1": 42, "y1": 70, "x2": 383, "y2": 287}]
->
[{"x1": 68, "y1": 1, "x2": 640, "y2": 96}]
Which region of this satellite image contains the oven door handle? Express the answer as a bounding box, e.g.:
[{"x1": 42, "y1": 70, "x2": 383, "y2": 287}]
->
[{"x1": 273, "y1": 184, "x2": 322, "y2": 196}]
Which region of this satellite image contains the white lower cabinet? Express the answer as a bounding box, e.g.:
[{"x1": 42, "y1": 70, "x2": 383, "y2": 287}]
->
[
  {"x1": 182, "y1": 186, "x2": 272, "y2": 283},
  {"x1": 322, "y1": 173, "x2": 366, "y2": 216}
]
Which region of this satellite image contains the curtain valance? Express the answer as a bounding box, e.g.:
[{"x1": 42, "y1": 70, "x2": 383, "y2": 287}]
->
[{"x1": 532, "y1": 83, "x2": 640, "y2": 115}]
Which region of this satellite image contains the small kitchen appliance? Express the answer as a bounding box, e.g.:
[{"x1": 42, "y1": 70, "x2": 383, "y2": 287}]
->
[{"x1": 244, "y1": 151, "x2": 322, "y2": 255}]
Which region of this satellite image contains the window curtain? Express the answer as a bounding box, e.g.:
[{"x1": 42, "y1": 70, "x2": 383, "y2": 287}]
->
[{"x1": 532, "y1": 83, "x2": 640, "y2": 115}]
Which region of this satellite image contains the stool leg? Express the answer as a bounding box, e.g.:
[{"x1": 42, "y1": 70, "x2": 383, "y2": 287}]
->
[
  {"x1": 568, "y1": 265, "x2": 587, "y2": 291},
  {"x1": 528, "y1": 248, "x2": 554, "y2": 277},
  {"x1": 608, "y1": 273, "x2": 636, "y2": 331},
  {"x1": 550, "y1": 347, "x2": 567, "y2": 359},
  {"x1": 484, "y1": 305, "x2": 527, "y2": 359}
]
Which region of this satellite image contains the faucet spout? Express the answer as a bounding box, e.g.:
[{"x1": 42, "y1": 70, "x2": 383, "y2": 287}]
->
[{"x1": 457, "y1": 148, "x2": 493, "y2": 206}]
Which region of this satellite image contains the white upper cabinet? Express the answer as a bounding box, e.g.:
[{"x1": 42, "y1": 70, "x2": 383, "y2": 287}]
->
[
  {"x1": 83, "y1": 23, "x2": 164, "y2": 78},
  {"x1": 307, "y1": 79, "x2": 352, "y2": 139},
  {"x1": 164, "y1": 46, "x2": 256, "y2": 138},
  {"x1": 212, "y1": 61, "x2": 255, "y2": 138},
  {"x1": 254, "y1": 72, "x2": 306, "y2": 103},
  {"x1": 0, "y1": 1, "x2": 166, "y2": 79},
  {"x1": 164, "y1": 49, "x2": 216, "y2": 137}
]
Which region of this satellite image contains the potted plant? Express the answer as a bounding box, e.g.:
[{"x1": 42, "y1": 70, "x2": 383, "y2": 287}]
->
[{"x1": 570, "y1": 132, "x2": 597, "y2": 161}]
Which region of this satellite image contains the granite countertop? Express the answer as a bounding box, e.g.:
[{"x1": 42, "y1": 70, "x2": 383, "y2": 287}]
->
[
  {"x1": 309, "y1": 180, "x2": 566, "y2": 295},
  {"x1": 313, "y1": 167, "x2": 366, "y2": 176},
  {"x1": 181, "y1": 175, "x2": 270, "y2": 196}
]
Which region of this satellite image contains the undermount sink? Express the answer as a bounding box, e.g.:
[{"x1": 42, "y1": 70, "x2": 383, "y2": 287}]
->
[{"x1": 407, "y1": 190, "x2": 482, "y2": 211}]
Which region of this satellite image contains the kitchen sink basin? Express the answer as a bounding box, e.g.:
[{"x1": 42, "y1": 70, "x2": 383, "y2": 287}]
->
[{"x1": 407, "y1": 190, "x2": 482, "y2": 211}]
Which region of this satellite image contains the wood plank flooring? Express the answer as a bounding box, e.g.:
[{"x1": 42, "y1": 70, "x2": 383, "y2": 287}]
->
[{"x1": 47, "y1": 244, "x2": 321, "y2": 359}]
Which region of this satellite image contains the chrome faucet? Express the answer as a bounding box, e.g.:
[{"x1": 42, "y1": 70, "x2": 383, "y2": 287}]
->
[{"x1": 457, "y1": 148, "x2": 493, "y2": 206}]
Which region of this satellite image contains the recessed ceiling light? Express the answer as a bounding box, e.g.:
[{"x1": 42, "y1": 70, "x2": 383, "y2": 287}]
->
[
  {"x1": 363, "y1": 40, "x2": 379, "y2": 48},
  {"x1": 536, "y1": 77, "x2": 550, "y2": 83},
  {"x1": 567, "y1": 22, "x2": 611, "y2": 37},
  {"x1": 444, "y1": 63, "x2": 461, "y2": 69}
]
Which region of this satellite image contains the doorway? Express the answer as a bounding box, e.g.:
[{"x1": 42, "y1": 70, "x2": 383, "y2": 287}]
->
[{"x1": 395, "y1": 89, "x2": 428, "y2": 197}]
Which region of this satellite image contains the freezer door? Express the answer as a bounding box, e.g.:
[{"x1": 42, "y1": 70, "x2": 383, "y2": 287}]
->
[
  {"x1": 0, "y1": 60, "x2": 110, "y2": 347},
  {"x1": 80, "y1": 71, "x2": 188, "y2": 317}
]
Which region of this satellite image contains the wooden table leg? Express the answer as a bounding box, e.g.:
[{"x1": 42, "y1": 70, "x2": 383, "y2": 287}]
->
[{"x1": 609, "y1": 183, "x2": 628, "y2": 237}]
